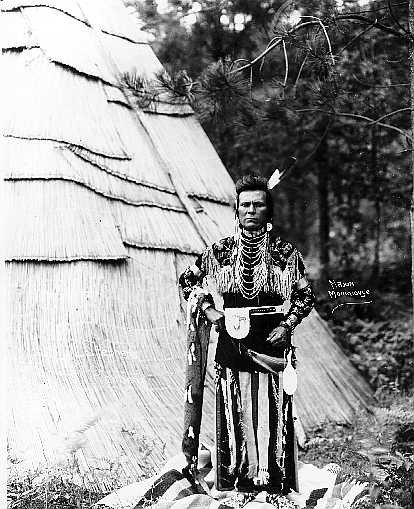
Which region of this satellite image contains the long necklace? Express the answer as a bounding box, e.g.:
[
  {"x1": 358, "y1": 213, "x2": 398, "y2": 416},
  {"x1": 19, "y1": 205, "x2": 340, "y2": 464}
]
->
[{"x1": 234, "y1": 227, "x2": 269, "y2": 299}]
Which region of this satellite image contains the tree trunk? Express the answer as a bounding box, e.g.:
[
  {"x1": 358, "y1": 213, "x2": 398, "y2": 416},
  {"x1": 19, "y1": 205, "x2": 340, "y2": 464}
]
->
[
  {"x1": 371, "y1": 126, "x2": 381, "y2": 283},
  {"x1": 410, "y1": 0, "x2": 414, "y2": 323},
  {"x1": 299, "y1": 193, "x2": 309, "y2": 254},
  {"x1": 288, "y1": 185, "x2": 297, "y2": 242},
  {"x1": 316, "y1": 133, "x2": 330, "y2": 285}
]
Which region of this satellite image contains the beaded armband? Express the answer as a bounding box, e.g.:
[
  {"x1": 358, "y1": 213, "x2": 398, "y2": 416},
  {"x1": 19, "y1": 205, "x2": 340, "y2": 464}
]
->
[{"x1": 278, "y1": 321, "x2": 291, "y2": 332}]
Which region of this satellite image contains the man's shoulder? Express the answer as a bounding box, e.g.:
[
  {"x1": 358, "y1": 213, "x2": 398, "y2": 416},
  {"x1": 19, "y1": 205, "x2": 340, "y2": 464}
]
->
[
  {"x1": 204, "y1": 236, "x2": 234, "y2": 263},
  {"x1": 269, "y1": 234, "x2": 297, "y2": 256},
  {"x1": 211, "y1": 236, "x2": 234, "y2": 253},
  {"x1": 269, "y1": 235, "x2": 305, "y2": 270}
]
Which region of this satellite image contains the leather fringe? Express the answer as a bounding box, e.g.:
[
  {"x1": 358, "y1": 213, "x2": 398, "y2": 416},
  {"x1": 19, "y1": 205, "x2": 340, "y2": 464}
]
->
[{"x1": 203, "y1": 247, "x2": 301, "y2": 299}]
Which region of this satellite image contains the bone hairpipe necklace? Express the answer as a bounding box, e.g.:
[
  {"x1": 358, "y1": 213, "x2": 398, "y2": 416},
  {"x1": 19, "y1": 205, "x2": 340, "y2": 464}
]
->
[{"x1": 234, "y1": 228, "x2": 269, "y2": 299}]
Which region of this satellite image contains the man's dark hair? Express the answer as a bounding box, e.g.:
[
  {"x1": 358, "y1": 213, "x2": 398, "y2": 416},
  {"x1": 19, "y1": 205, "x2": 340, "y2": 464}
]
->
[{"x1": 235, "y1": 174, "x2": 274, "y2": 221}]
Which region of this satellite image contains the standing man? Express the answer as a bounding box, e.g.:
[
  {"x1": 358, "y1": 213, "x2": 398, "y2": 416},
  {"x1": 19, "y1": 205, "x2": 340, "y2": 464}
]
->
[{"x1": 179, "y1": 174, "x2": 314, "y2": 498}]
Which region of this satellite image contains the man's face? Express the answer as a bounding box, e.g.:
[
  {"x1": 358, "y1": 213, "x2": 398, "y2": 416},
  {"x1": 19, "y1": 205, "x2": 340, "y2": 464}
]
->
[{"x1": 237, "y1": 190, "x2": 268, "y2": 231}]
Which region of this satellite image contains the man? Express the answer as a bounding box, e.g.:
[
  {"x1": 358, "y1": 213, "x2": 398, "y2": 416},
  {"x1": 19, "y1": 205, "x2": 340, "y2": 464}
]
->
[{"x1": 179, "y1": 175, "x2": 314, "y2": 498}]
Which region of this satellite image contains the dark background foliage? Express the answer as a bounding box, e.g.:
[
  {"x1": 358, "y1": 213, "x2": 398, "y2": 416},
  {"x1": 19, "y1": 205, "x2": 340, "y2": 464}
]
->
[{"x1": 125, "y1": 0, "x2": 411, "y2": 284}]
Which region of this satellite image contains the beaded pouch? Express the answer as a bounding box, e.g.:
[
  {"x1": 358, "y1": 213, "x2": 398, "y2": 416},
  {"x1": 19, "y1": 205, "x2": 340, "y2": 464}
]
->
[{"x1": 224, "y1": 307, "x2": 250, "y2": 339}]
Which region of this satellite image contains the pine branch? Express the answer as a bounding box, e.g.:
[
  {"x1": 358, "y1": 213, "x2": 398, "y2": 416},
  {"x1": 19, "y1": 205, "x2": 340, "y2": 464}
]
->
[
  {"x1": 335, "y1": 13, "x2": 410, "y2": 40},
  {"x1": 351, "y1": 75, "x2": 410, "y2": 88},
  {"x1": 387, "y1": 0, "x2": 412, "y2": 38},
  {"x1": 282, "y1": 39, "x2": 289, "y2": 86},
  {"x1": 347, "y1": 2, "x2": 407, "y2": 16},
  {"x1": 372, "y1": 107, "x2": 411, "y2": 124},
  {"x1": 295, "y1": 108, "x2": 412, "y2": 139},
  {"x1": 337, "y1": 21, "x2": 378, "y2": 54},
  {"x1": 120, "y1": 69, "x2": 196, "y2": 109},
  {"x1": 119, "y1": 72, "x2": 157, "y2": 108},
  {"x1": 228, "y1": 21, "x2": 320, "y2": 75},
  {"x1": 272, "y1": 0, "x2": 295, "y2": 30},
  {"x1": 292, "y1": 54, "x2": 308, "y2": 95},
  {"x1": 228, "y1": 11, "x2": 408, "y2": 81},
  {"x1": 301, "y1": 121, "x2": 332, "y2": 165},
  {"x1": 300, "y1": 16, "x2": 335, "y2": 64},
  {"x1": 259, "y1": 34, "x2": 282, "y2": 73}
]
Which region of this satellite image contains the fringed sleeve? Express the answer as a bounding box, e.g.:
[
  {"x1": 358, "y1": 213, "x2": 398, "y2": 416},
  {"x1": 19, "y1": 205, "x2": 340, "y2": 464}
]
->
[{"x1": 283, "y1": 252, "x2": 315, "y2": 331}]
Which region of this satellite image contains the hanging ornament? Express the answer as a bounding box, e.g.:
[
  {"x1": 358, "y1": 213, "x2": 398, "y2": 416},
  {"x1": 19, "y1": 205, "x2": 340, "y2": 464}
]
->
[
  {"x1": 234, "y1": 214, "x2": 241, "y2": 240},
  {"x1": 266, "y1": 222, "x2": 273, "y2": 232},
  {"x1": 283, "y1": 350, "x2": 297, "y2": 395}
]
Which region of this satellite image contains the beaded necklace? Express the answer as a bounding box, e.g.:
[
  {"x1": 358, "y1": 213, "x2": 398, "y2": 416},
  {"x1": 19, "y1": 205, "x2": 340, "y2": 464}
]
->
[{"x1": 234, "y1": 226, "x2": 269, "y2": 299}]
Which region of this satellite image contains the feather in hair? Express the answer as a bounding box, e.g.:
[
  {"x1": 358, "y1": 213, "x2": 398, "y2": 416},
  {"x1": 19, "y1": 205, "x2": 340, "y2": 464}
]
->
[
  {"x1": 267, "y1": 169, "x2": 281, "y2": 190},
  {"x1": 267, "y1": 157, "x2": 297, "y2": 189}
]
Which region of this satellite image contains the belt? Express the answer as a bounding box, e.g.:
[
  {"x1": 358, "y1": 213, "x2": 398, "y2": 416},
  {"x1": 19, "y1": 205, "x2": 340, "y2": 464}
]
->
[
  {"x1": 225, "y1": 302, "x2": 290, "y2": 316},
  {"x1": 249, "y1": 304, "x2": 287, "y2": 315}
]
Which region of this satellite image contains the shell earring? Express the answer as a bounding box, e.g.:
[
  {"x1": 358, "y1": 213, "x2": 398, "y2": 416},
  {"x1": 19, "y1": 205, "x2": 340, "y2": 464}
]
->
[
  {"x1": 234, "y1": 213, "x2": 241, "y2": 238},
  {"x1": 266, "y1": 222, "x2": 273, "y2": 232}
]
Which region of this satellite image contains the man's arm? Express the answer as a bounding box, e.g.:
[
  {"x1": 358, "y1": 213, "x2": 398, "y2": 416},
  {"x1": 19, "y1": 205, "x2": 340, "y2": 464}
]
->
[
  {"x1": 280, "y1": 283, "x2": 315, "y2": 331},
  {"x1": 267, "y1": 251, "x2": 315, "y2": 347},
  {"x1": 179, "y1": 255, "x2": 207, "y2": 300},
  {"x1": 178, "y1": 252, "x2": 224, "y2": 327},
  {"x1": 279, "y1": 254, "x2": 315, "y2": 331}
]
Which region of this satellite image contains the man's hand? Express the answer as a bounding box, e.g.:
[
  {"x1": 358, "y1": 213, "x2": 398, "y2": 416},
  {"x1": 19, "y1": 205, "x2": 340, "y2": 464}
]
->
[
  {"x1": 266, "y1": 325, "x2": 290, "y2": 350},
  {"x1": 204, "y1": 307, "x2": 225, "y2": 332}
]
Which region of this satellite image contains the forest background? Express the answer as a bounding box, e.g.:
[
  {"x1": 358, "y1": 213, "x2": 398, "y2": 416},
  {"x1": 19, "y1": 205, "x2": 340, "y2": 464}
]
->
[{"x1": 121, "y1": 0, "x2": 414, "y2": 506}]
